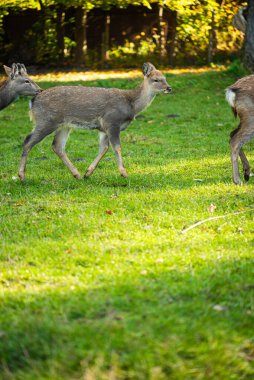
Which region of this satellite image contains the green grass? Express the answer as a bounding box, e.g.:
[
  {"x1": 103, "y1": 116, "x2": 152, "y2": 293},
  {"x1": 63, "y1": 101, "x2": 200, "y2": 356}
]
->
[{"x1": 0, "y1": 69, "x2": 254, "y2": 380}]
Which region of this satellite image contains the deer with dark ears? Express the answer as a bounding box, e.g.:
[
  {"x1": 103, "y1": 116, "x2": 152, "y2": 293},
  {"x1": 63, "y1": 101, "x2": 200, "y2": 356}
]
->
[
  {"x1": 18, "y1": 62, "x2": 172, "y2": 181},
  {"x1": 226, "y1": 75, "x2": 254, "y2": 184},
  {"x1": 0, "y1": 63, "x2": 41, "y2": 110}
]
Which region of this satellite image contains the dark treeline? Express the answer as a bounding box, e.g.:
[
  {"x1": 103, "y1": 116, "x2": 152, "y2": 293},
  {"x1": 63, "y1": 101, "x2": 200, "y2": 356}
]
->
[{"x1": 0, "y1": 1, "x2": 246, "y2": 69}]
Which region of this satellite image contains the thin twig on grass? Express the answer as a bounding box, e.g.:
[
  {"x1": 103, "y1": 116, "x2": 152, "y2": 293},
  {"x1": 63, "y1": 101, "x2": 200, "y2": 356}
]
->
[{"x1": 181, "y1": 207, "x2": 254, "y2": 234}]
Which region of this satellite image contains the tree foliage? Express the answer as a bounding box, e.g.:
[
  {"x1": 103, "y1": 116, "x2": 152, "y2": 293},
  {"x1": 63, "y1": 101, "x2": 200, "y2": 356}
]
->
[{"x1": 0, "y1": 0, "x2": 247, "y2": 67}]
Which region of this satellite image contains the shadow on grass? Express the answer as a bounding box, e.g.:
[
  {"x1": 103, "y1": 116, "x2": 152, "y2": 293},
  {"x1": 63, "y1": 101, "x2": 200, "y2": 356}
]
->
[
  {"x1": 0, "y1": 258, "x2": 254, "y2": 379},
  {"x1": 4, "y1": 165, "x2": 252, "y2": 196},
  {"x1": 2, "y1": 151, "x2": 235, "y2": 187}
]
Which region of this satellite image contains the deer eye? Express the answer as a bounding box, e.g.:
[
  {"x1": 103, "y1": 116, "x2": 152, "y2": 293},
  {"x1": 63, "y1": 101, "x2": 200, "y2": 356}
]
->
[
  {"x1": 153, "y1": 79, "x2": 159, "y2": 82},
  {"x1": 25, "y1": 80, "x2": 30, "y2": 84}
]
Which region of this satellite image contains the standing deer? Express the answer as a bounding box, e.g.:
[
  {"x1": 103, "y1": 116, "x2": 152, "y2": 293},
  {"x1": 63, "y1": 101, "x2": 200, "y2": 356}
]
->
[
  {"x1": 0, "y1": 63, "x2": 41, "y2": 110},
  {"x1": 226, "y1": 75, "x2": 254, "y2": 184},
  {"x1": 18, "y1": 62, "x2": 172, "y2": 181}
]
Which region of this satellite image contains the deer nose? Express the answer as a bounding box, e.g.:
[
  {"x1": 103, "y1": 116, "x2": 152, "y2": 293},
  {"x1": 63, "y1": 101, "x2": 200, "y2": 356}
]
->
[{"x1": 164, "y1": 86, "x2": 172, "y2": 94}]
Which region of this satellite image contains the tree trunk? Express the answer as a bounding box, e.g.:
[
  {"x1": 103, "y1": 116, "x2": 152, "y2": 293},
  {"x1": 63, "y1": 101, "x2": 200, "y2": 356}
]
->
[
  {"x1": 166, "y1": 10, "x2": 177, "y2": 66},
  {"x1": 56, "y1": 5, "x2": 65, "y2": 65},
  {"x1": 37, "y1": 0, "x2": 50, "y2": 63},
  {"x1": 158, "y1": 5, "x2": 167, "y2": 59},
  {"x1": 75, "y1": 7, "x2": 88, "y2": 66},
  {"x1": 207, "y1": 10, "x2": 216, "y2": 64},
  {"x1": 38, "y1": 0, "x2": 46, "y2": 40},
  {"x1": 244, "y1": 0, "x2": 254, "y2": 71},
  {"x1": 101, "y1": 13, "x2": 110, "y2": 63}
]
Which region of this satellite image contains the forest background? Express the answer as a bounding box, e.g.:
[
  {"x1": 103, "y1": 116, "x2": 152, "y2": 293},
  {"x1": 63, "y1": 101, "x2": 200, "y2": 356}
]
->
[{"x1": 0, "y1": 1, "x2": 247, "y2": 69}]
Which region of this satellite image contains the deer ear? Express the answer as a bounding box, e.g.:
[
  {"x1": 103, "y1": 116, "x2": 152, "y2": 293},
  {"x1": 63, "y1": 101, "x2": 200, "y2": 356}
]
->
[
  {"x1": 10, "y1": 63, "x2": 20, "y2": 79},
  {"x1": 3, "y1": 64, "x2": 19, "y2": 79},
  {"x1": 17, "y1": 63, "x2": 27, "y2": 76},
  {"x1": 21, "y1": 64, "x2": 27, "y2": 75},
  {"x1": 3, "y1": 65, "x2": 12, "y2": 78},
  {"x1": 142, "y1": 62, "x2": 156, "y2": 77}
]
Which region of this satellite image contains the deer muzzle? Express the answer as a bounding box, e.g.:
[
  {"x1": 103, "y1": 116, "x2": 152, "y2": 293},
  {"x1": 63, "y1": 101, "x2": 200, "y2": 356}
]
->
[{"x1": 164, "y1": 86, "x2": 172, "y2": 94}]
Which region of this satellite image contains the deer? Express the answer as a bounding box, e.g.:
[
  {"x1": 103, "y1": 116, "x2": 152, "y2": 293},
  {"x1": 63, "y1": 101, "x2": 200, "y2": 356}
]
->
[
  {"x1": 226, "y1": 75, "x2": 254, "y2": 185},
  {"x1": 18, "y1": 62, "x2": 172, "y2": 181},
  {"x1": 232, "y1": 6, "x2": 247, "y2": 34},
  {"x1": 0, "y1": 63, "x2": 41, "y2": 110}
]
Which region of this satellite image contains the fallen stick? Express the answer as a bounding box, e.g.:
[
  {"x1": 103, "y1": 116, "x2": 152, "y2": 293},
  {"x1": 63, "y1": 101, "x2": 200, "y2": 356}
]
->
[{"x1": 181, "y1": 207, "x2": 254, "y2": 234}]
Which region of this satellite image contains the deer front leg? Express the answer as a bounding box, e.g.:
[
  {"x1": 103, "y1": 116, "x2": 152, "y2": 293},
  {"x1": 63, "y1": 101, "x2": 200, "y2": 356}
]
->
[
  {"x1": 109, "y1": 129, "x2": 128, "y2": 178},
  {"x1": 84, "y1": 132, "x2": 109, "y2": 178}
]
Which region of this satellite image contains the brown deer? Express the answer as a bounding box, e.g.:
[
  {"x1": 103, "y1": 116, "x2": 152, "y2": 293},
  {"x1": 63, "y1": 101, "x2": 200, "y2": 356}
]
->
[
  {"x1": 226, "y1": 75, "x2": 254, "y2": 184},
  {"x1": 18, "y1": 63, "x2": 172, "y2": 181},
  {"x1": 0, "y1": 63, "x2": 41, "y2": 110}
]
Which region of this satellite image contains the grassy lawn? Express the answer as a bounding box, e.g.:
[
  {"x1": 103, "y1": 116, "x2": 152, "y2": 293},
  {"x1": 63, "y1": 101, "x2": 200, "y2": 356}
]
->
[{"x1": 0, "y1": 68, "x2": 254, "y2": 380}]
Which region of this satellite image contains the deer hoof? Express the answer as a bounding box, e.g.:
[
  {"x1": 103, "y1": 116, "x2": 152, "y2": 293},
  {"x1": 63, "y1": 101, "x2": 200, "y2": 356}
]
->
[
  {"x1": 244, "y1": 172, "x2": 250, "y2": 181},
  {"x1": 120, "y1": 169, "x2": 128, "y2": 178},
  {"x1": 74, "y1": 173, "x2": 81, "y2": 179},
  {"x1": 84, "y1": 169, "x2": 93, "y2": 178},
  {"x1": 18, "y1": 172, "x2": 25, "y2": 181},
  {"x1": 233, "y1": 178, "x2": 243, "y2": 185}
]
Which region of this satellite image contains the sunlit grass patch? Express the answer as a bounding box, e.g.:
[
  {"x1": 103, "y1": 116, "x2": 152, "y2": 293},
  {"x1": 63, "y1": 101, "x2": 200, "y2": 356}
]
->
[{"x1": 12, "y1": 65, "x2": 226, "y2": 83}]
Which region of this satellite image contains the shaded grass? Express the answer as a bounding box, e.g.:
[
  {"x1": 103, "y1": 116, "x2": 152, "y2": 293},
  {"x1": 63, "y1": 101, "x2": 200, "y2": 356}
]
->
[{"x1": 0, "y1": 70, "x2": 254, "y2": 379}]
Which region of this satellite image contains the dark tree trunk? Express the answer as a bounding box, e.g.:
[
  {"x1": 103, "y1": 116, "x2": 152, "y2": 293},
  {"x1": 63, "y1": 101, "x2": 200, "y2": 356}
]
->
[
  {"x1": 207, "y1": 10, "x2": 216, "y2": 64},
  {"x1": 37, "y1": 0, "x2": 51, "y2": 63},
  {"x1": 244, "y1": 0, "x2": 254, "y2": 71},
  {"x1": 101, "y1": 13, "x2": 110, "y2": 63},
  {"x1": 38, "y1": 0, "x2": 46, "y2": 39},
  {"x1": 56, "y1": 5, "x2": 65, "y2": 65},
  {"x1": 166, "y1": 10, "x2": 177, "y2": 66},
  {"x1": 75, "y1": 7, "x2": 88, "y2": 66},
  {"x1": 158, "y1": 5, "x2": 167, "y2": 59}
]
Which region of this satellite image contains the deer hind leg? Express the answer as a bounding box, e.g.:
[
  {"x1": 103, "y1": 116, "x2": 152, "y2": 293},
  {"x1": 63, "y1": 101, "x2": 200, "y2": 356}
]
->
[
  {"x1": 84, "y1": 132, "x2": 109, "y2": 178},
  {"x1": 19, "y1": 124, "x2": 55, "y2": 181},
  {"x1": 230, "y1": 123, "x2": 254, "y2": 185},
  {"x1": 239, "y1": 149, "x2": 251, "y2": 181},
  {"x1": 109, "y1": 129, "x2": 128, "y2": 178},
  {"x1": 52, "y1": 127, "x2": 81, "y2": 179}
]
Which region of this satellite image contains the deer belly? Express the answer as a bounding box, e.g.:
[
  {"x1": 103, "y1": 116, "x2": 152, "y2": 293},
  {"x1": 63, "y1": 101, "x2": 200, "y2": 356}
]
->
[
  {"x1": 120, "y1": 121, "x2": 130, "y2": 131},
  {"x1": 68, "y1": 119, "x2": 101, "y2": 130}
]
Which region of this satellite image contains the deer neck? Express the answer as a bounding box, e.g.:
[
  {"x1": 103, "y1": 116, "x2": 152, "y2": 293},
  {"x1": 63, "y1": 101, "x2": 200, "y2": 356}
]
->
[
  {"x1": 130, "y1": 79, "x2": 155, "y2": 115},
  {"x1": 0, "y1": 81, "x2": 17, "y2": 110}
]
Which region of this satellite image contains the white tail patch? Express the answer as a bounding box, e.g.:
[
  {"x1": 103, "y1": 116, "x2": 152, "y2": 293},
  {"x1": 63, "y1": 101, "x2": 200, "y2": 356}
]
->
[{"x1": 225, "y1": 88, "x2": 236, "y2": 108}]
